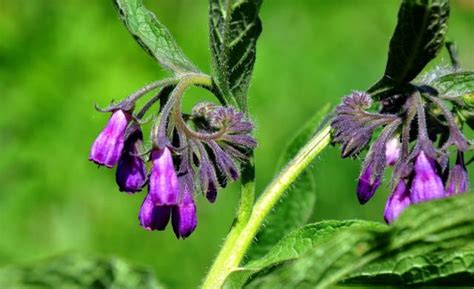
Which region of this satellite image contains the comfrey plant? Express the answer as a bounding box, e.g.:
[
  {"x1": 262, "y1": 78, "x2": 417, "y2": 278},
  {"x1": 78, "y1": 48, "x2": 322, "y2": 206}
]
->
[
  {"x1": 90, "y1": 78, "x2": 256, "y2": 238},
  {"x1": 332, "y1": 1, "x2": 473, "y2": 224},
  {"x1": 87, "y1": 0, "x2": 473, "y2": 288},
  {"x1": 332, "y1": 86, "x2": 470, "y2": 223}
]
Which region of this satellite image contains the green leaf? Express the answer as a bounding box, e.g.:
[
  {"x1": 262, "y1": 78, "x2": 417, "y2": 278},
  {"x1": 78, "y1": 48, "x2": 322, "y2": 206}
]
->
[
  {"x1": 0, "y1": 254, "x2": 164, "y2": 289},
  {"x1": 341, "y1": 248, "x2": 474, "y2": 286},
  {"x1": 209, "y1": 0, "x2": 263, "y2": 110},
  {"x1": 114, "y1": 0, "x2": 199, "y2": 74},
  {"x1": 430, "y1": 71, "x2": 474, "y2": 99},
  {"x1": 245, "y1": 104, "x2": 332, "y2": 261},
  {"x1": 368, "y1": 0, "x2": 449, "y2": 98},
  {"x1": 223, "y1": 220, "x2": 383, "y2": 289},
  {"x1": 242, "y1": 193, "x2": 474, "y2": 289}
]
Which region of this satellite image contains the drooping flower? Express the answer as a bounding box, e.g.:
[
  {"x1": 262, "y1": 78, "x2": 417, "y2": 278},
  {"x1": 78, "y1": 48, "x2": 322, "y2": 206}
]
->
[
  {"x1": 384, "y1": 180, "x2": 411, "y2": 224},
  {"x1": 139, "y1": 193, "x2": 171, "y2": 231},
  {"x1": 385, "y1": 137, "x2": 401, "y2": 166},
  {"x1": 410, "y1": 151, "x2": 445, "y2": 203},
  {"x1": 148, "y1": 147, "x2": 180, "y2": 205},
  {"x1": 172, "y1": 179, "x2": 197, "y2": 239},
  {"x1": 356, "y1": 165, "x2": 381, "y2": 204},
  {"x1": 446, "y1": 151, "x2": 469, "y2": 196},
  {"x1": 332, "y1": 83, "x2": 471, "y2": 224},
  {"x1": 116, "y1": 126, "x2": 147, "y2": 193},
  {"x1": 89, "y1": 109, "x2": 131, "y2": 167},
  {"x1": 90, "y1": 90, "x2": 256, "y2": 238}
]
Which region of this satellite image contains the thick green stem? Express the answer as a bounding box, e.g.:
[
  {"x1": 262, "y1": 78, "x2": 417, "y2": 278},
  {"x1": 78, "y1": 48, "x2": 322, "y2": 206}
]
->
[{"x1": 201, "y1": 124, "x2": 332, "y2": 289}]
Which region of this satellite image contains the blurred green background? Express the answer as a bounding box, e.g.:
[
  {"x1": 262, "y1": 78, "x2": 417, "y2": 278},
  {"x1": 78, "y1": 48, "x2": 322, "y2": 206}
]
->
[{"x1": 1, "y1": 0, "x2": 473, "y2": 288}]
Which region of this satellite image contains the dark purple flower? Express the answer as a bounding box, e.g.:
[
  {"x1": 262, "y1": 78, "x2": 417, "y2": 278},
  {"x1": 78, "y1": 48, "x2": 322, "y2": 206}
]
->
[
  {"x1": 116, "y1": 127, "x2": 147, "y2": 193},
  {"x1": 385, "y1": 137, "x2": 401, "y2": 166},
  {"x1": 149, "y1": 147, "x2": 179, "y2": 205},
  {"x1": 139, "y1": 193, "x2": 171, "y2": 230},
  {"x1": 172, "y1": 182, "x2": 197, "y2": 239},
  {"x1": 89, "y1": 109, "x2": 131, "y2": 168},
  {"x1": 410, "y1": 151, "x2": 445, "y2": 203},
  {"x1": 384, "y1": 180, "x2": 411, "y2": 224},
  {"x1": 446, "y1": 151, "x2": 468, "y2": 196},
  {"x1": 356, "y1": 165, "x2": 381, "y2": 204}
]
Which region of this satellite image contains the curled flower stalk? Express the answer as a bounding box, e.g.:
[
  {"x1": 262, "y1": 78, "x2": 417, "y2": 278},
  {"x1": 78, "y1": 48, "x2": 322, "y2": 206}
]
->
[
  {"x1": 332, "y1": 81, "x2": 472, "y2": 223},
  {"x1": 89, "y1": 73, "x2": 256, "y2": 239}
]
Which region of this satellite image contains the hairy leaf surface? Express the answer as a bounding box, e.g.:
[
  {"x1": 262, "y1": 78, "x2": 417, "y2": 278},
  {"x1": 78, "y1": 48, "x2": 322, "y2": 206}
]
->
[
  {"x1": 224, "y1": 220, "x2": 382, "y2": 289},
  {"x1": 342, "y1": 247, "x2": 474, "y2": 286},
  {"x1": 369, "y1": 0, "x2": 449, "y2": 98},
  {"x1": 209, "y1": 0, "x2": 263, "y2": 110},
  {"x1": 430, "y1": 71, "x2": 474, "y2": 98},
  {"x1": 114, "y1": 0, "x2": 199, "y2": 74},
  {"x1": 225, "y1": 193, "x2": 474, "y2": 289}
]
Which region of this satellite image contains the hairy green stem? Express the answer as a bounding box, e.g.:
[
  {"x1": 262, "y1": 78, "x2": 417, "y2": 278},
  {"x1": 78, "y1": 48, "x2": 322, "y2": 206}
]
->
[{"x1": 202, "y1": 124, "x2": 332, "y2": 289}]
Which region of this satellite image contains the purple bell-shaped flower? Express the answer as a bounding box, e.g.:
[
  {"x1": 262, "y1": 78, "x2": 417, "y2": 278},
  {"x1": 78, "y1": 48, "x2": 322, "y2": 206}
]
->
[
  {"x1": 410, "y1": 151, "x2": 445, "y2": 203},
  {"x1": 89, "y1": 109, "x2": 131, "y2": 168},
  {"x1": 116, "y1": 127, "x2": 147, "y2": 193}
]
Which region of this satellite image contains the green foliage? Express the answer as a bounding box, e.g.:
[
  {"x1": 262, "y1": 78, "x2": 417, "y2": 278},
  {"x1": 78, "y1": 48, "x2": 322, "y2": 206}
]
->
[
  {"x1": 430, "y1": 71, "x2": 474, "y2": 99},
  {"x1": 2, "y1": 1, "x2": 474, "y2": 289},
  {"x1": 209, "y1": 0, "x2": 263, "y2": 110},
  {"x1": 431, "y1": 71, "x2": 474, "y2": 128},
  {"x1": 0, "y1": 254, "x2": 163, "y2": 289},
  {"x1": 369, "y1": 0, "x2": 450, "y2": 98},
  {"x1": 342, "y1": 247, "x2": 474, "y2": 286},
  {"x1": 225, "y1": 193, "x2": 474, "y2": 289},
  {"x1": 114, "y1": 0, "x2": 199, "y2": 74},
  {"x1": 223, "y1": 220, "x2": 383, "y2": 289},
  {"x1": 245, "y1": 104, "x2": 331, "y2": 261}
]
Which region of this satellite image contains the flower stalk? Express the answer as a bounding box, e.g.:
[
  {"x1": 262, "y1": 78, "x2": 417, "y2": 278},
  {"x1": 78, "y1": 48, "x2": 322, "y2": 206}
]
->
[{"x1": 201, "y1": 124, "x2": 331, "y2": 289}]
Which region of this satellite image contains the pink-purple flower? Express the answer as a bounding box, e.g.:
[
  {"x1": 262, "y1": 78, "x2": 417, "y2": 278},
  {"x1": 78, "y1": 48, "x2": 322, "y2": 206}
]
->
[
  {"x1": 446, "y1": 151, "x2": 468, "y2": 196},
  {"x1": 116, "y1": 127, "x2": 147, "y2": 193},
  {"x1": 89, "y1": 109, "x2": 131, "y2": 168},
  {"x1": 148, "y1": 148, "x2": 179, "y2": 205},
  {"x1": 356, "y1": 165, "x2": 381, "y2": 204},
  {"x1": 139, "y1": 193, "x2": 172, "y2": 231},
  {"x1": 385, "y1": 137, "x2": 401, "y2": 166},
  {"x1": 410, "y1": 151, "x2": 445, "y2": 203},
  {"x1": 384, "y1": 180, "x2": 411, "y2": 223},
  {"x1": 172, "y1": 181, "x2": 197, "y2": 239}
]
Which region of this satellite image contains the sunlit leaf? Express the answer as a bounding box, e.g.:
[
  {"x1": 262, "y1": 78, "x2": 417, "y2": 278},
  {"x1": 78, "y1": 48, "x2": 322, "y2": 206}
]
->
[
  {"x1": 223, "y1": 220, "x2": 382, "y2": 289},
  {"x1": 226, "y1": 193, "x2": 474, "y2": 289},
  {"x1": 114, "y1": 0, "x2": 199, "y2": 74}
]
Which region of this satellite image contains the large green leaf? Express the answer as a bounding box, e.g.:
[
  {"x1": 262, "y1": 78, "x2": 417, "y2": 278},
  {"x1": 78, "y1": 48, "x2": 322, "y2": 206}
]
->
[
  {"x1": 240, "y1": 193, "x2": 474, "y2": 289},
  {"x1": 430, "y1": 71, "x2": 474, "y2": 99},
  {"x1": 0, "y1": 254, "x2": 164, "y2": 289},
  {"x1": 369, "y1": 0, "x2": 450, "y2": 98},
  {"x1": 341, "y1": 247, "x2": 474, "y2": 286},
  {"x1": 223, "y1": 220, "x2": 383, "y2": 289},
  {"x1": 114, "y1": 0, "x2": 199, "y2": 74},
  {"x1": 245, "y1": 104, "x2": 331, "y2": 261},
  {"x1": 209, "y1": 0, "x2": 263, "y2": 110}
]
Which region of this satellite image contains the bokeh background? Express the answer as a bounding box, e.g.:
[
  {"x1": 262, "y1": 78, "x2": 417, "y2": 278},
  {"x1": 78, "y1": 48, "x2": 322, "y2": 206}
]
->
[{"x1": 1, "y1": 0, "x2": 473, "y2": 288}]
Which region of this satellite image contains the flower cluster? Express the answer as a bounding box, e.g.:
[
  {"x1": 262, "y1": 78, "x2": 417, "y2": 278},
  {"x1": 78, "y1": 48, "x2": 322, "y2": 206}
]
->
[
  {"x1": 89, "y1": 93, "x2": 255, "y2": 238},
  {"x1": 332, "y1": 87, "x2": 471, "y2": 223}
]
